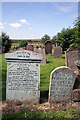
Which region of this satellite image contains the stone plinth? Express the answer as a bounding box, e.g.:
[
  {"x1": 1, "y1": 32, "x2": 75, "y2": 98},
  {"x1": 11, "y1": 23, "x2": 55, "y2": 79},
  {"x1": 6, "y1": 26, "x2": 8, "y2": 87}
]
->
[
  {"x1": 49, "y1": 66, "x2": 76, "y2": 103},
  {"x1": 5, "y1": 50, "x2": 42, "y2": 103}
]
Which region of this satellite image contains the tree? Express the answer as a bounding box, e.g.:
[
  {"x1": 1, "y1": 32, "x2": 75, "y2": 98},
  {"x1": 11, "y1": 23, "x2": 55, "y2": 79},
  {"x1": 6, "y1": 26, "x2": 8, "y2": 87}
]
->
[
  {"x1": 73, "y1": 17, "x2": 80, "y2": 49},
  {"x1": 19, "y1": 40, "x2": 28, "y2": 47},
  {"x1": 57, "y1": 27, "x2": 77, "y2": 51},
  {"x1": 51, "y1": 35, "x2": 57, "y2": 45},
  {"x1": 1, "y1": 32, "x2": 12, "y2": 53},
  {"x1": 41, "y1": 34, "x2": 50, "y2": 43}
]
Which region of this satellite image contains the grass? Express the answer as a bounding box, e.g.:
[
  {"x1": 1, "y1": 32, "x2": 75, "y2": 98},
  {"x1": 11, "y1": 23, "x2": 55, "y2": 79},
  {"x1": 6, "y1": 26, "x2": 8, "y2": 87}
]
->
[
  {"x1": 2, "y1": 109, "x2": 80, "y2": 120},
  {"x1": 40, "y1": 55, "x2": 65, "y2": 102},
  {"x1": 1, "y1": 51, "x2": 80, "y2": 119}
]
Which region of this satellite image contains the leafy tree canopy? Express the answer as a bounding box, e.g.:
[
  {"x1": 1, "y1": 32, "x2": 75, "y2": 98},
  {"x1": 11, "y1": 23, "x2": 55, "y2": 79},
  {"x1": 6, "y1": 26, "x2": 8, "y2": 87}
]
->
[
  {"x1": 51, "y1": 35, "x2": 57, "y2": 45},
  {"x1": 19, "y1": 40, "x2": 28, "y2": 48},
  {"x1": 1, "y1": 32, "x2": 12, "y2": 53},
  {"x1": 41, "y1": 34, "x2": 50, "y2": 43}
]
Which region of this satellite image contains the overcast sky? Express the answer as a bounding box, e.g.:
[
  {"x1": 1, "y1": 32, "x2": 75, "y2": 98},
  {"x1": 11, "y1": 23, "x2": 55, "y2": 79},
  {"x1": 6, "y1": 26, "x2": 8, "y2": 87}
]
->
[{"x1": 0, "y1": 2, "x2": 79, "y2": 39}]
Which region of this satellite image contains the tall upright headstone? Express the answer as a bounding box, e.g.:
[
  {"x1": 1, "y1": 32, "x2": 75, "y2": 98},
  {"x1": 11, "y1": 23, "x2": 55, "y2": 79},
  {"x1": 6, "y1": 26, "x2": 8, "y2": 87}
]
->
[
  {"x1": 54, "y1": 46, "x2": 62, "y2": 58},
  {"x1": 49, "y1": 66, "x2": 75, "y2": 103},
  {"x1": 65, "y1": 48, "x2": 80, "y2": 72},
  {"x1": 5, "y1": 50, "x2": 42, "y2": 103},
  {"x1": 45, "y1": 40, "x2": 52, "y2": 55}
]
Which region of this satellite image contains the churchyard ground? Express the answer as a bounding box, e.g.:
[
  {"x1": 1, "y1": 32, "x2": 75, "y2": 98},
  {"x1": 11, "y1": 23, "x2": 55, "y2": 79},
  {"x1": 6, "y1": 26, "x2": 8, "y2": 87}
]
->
[{"x1": 0, "y1": 51, "x2": 80, "y2": 120}]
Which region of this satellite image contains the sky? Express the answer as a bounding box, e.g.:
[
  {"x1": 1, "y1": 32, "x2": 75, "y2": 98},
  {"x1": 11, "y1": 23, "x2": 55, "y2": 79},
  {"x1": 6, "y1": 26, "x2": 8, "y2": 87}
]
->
[{"x1": 0, "y1": 2, "x2": 79, "y2": 39}]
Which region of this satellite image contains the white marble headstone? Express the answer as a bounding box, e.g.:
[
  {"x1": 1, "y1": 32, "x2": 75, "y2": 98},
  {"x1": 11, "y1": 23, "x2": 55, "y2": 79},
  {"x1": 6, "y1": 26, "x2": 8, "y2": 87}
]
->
[{"x1": 5, "y1": 50, "x2": 42, "y2": 103}]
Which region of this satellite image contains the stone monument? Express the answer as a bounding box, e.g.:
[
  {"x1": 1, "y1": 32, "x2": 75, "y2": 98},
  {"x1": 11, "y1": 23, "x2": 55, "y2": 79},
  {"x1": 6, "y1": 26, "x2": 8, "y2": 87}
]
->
[
  {"x1": 5, "y1": 50, "x2": 42, "y2": 103},
  {"x1": 65, "y1": 48, "x2": 80, "y2": 72},
  {"x1": 25, "y1": 45, "x2": 34, "y2": 51},
  {"x1": 49, "y1": 66, "x2": 75, "y2": 103},
  {"x1": 54, "y1": 46, "x2": 62, "y2": 58},
  {"x1": 45, "y1": 40, "x2": 52, "y2": 55}
]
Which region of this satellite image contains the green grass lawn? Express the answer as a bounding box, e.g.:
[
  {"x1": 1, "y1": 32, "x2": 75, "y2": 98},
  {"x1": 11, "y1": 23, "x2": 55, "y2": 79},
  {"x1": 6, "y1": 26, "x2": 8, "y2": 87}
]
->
[{"x1": 1, "y1": 51, "x2": 80, "y2": 120}]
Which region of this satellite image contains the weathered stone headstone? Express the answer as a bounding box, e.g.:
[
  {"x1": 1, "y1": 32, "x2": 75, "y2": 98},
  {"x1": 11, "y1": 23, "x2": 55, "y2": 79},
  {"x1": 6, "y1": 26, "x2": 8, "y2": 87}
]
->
[
  {"x1": 34, "y1": 47, "x2": 46, "y2": 64},
  {"x1": 65, "y1": 48, "x2": 80, "y2": 73},
  {"x1": 25, "y1": 45, "x2": 34, "y2": 51},
  {"x1": 45, "y1": 40, "x2": 52, "y2": 55},
  {"x1": 54, "y1": 46, "x2": 62, "y2": 58},
  {"x1": 49, "y1": 66, "x2": 75, "y2": 103},
  {"x1": 5, "y1": 50, "x2": 42, "y2": 103},
  {"x1": 41, "y1": 49, "x2": 46, "y2": 65}
]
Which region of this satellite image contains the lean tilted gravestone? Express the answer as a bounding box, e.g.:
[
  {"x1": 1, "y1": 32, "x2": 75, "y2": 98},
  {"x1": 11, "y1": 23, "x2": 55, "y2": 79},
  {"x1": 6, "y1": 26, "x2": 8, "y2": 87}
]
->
[
  {"x1": 49, "y1": 66, "x2": 75, "y2": 103},
  {"x1": 54, "y1": 46, "x2": 62, "y2": 58},
  {"x1": 5, "y1": 50, "x2": 42, "y2": 103}
]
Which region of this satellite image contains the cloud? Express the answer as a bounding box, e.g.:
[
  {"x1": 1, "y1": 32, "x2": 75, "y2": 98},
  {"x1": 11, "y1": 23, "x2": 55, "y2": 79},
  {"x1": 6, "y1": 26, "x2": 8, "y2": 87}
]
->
[
  {"x1": 20, "y1": 19, "x2": 30, "y2": 25},
  {"x1": 28, "y1": 27, "x2": 32, "y2": 30},
  {"x1": 9, "y1": 23, "x2": 21, "y2": 28},
  {"x1": 0, "y1": 22, "x2": 4, "y2": 29},
  {"x1": 58, "y1": 6, "x2": 73, "y2": 13}
]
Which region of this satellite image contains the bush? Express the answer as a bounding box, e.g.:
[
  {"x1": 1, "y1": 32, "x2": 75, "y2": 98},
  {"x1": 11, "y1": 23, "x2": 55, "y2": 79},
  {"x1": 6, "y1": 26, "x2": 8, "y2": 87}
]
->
[{"x1": 19, "y1": 40, "x2": 28, "y2": 47}]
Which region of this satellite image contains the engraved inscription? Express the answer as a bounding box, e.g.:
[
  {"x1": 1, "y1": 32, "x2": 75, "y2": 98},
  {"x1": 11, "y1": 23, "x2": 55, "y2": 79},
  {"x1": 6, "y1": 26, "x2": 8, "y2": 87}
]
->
[
  {"x1": 52, "y1": 72, "x2": 74, "y2": 100},
  {"x1": 8, "y1": 63, "x2": 39, "y2": 91}
]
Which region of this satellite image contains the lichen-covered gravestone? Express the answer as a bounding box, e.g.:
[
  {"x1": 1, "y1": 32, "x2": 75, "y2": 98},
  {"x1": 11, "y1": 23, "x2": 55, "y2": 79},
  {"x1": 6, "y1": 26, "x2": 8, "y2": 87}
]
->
[
  {"x1": 5, "y1": 50, "x2": 42, "y2": 103},
  {"x1": 49, "y1": 66, "x2": 75, "y2": 103}
]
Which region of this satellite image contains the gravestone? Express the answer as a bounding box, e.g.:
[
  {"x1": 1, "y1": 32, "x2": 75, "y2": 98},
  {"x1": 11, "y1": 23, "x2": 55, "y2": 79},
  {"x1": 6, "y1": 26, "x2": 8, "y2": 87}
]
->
[
  {"x1": 45, "y1": 40, "x2": 52, "y2": 55},
  {"x1": 41, "y1": 49, "x2": 46, "y2": 65},
  {"x1": 54, "y1": 46, "x2": 62, "y2": 58},
  {"x1": 25, "y1": 45, "x2": 34, "y2": 51},
  {"x1": 49, "y1": 66, "x2": 75, "y2": 103},
  {"x1": 34, "y1": 47, "x2": 46, "y2": 64},
  {"x1": 5, "y1": 50, "x2": 42, "y2": 103},
  {"x1": 65, "y1": 48, "x2": 80, "y2": 72}
]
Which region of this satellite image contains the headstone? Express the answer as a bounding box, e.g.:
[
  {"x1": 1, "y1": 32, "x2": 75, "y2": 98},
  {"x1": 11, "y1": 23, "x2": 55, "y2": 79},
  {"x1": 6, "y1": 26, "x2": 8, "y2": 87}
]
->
[
  {"x1": 45, "y1": 40, "x2": 52, "y2": 55},
  {"x1": 34, "y1": 47, "x2": 46, "y2": 65},
  {"x1": 41, "y1": 49, "x2": 46, "y2": 65},
  {"x1": 49, "y1": 66, "x2": 75, "y2": 103},
  {"x1": 17, "y1": 47, "x2": 25, "y2": 50},
  {"x1": 5, "y1": 50, "x2": 42, "y2": 103},
  {"x1": 25, "y1": 45, "x2": 34, "y2": 51},
  {"x1": 52, "y1": 44, "x2": 56, "y2": 49},
  {"x1": 54, "y1": 46, "x2": 62, "y2": 58},
  {"x1": 65, "y1": 48, "x2": 80, "y2": 72}
]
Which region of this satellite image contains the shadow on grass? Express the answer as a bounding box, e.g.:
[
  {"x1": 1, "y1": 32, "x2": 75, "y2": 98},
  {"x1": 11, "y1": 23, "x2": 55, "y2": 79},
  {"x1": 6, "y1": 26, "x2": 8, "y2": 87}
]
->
[
  {"x1": 62, "y1": 56, "x2": 65, "y2": 59},
  {"x1": 2, "y1": 72, "x2": 6, "y2": 101},
  {"x1": 46, "y1": 60, "x2": 51, "y2": 64},
  {"x1": 40, "y1": 90, "x2": 49, "y2": 104}
]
